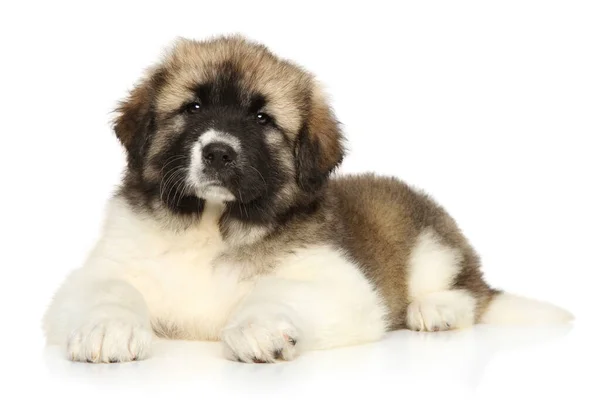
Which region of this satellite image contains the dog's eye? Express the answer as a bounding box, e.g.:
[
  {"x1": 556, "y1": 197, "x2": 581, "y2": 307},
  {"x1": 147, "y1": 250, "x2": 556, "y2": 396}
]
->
[
  {"x1": 256, "y1": 112, "x2": 271, "y2": 125},
  {"x1": 185, "y1": 102, "x2": 201, "y2": 114}
]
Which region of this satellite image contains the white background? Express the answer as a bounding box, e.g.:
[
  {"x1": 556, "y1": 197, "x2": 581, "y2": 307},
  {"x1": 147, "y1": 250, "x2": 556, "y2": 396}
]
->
[{"x1": 1, "y1": 1, "x2": 598, "y2": 399}]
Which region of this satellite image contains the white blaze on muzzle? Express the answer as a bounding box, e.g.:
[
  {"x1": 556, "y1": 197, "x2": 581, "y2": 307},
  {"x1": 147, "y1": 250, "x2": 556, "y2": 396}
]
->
[{"x1": 188, "y1": 129, "x2": 241, "y2": 203}]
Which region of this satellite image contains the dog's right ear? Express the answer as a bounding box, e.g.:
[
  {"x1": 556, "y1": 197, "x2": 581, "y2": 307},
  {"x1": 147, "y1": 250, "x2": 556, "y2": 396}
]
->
[{"x1": 113, "y1": 68, "x2": 164, "y2": 167}]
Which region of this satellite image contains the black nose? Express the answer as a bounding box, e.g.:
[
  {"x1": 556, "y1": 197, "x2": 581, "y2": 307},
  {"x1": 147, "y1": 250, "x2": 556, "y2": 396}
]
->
[{"x1": 202, "y1": 142, "x2": 237, "y2": 169}]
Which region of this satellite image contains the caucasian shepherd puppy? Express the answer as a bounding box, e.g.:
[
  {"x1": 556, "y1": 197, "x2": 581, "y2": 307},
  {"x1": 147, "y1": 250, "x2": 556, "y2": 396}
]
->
[{"x1": 43, "y1": 35, "x2": 572, "y2": 363}]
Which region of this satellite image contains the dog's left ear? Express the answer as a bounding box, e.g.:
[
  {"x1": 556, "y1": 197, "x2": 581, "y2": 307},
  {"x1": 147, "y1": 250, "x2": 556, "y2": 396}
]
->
[{"x1": 295, "y1": 87, "x2": 345, "y2": 192}]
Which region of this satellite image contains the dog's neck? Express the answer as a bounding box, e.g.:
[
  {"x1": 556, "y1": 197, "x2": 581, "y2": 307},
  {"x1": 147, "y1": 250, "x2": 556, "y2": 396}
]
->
[{"x1": 120, "y1": 179, "x2": 327, "y2": 248}]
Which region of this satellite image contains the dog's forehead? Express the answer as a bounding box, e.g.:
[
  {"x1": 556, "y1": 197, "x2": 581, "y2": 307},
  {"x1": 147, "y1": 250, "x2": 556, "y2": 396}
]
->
[{"x1": 154, "y1": 37, "x2": 311, "y2": 134}]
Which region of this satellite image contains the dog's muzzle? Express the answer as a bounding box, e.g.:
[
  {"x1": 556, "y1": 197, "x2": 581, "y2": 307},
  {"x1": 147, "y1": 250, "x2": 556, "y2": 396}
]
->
[{"x1": 202, "y1": 142, "x2": 237, "y2": 172}]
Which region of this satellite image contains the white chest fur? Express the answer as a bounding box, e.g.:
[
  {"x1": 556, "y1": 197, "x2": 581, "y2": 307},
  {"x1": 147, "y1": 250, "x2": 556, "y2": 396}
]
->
[
  {"x1": 44, "y1": 197, "x2": 390, "y2": 362},
  {"x1": 91, "y1": 199, "x2": 255, "y2": 341}
]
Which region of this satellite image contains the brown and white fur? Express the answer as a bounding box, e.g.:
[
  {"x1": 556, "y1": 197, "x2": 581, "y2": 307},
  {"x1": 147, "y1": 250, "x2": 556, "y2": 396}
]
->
[{"x1": 43, "y1": 35, "x2": 573, "y2": 364}]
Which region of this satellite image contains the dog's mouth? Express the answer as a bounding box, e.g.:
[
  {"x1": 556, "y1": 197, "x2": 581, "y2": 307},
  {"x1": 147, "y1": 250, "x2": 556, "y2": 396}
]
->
[{"x1": 195, "y1": 182, "x2": 236, "y2": 203}]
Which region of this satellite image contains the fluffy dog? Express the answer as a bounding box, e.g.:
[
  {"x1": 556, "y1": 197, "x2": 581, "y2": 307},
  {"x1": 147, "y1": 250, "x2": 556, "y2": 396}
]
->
[{"x1": 43, "y1": 35, "x2": 572, "y2": 363}]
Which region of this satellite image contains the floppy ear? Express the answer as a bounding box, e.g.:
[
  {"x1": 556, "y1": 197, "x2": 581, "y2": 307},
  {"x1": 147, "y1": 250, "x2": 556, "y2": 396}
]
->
[
  {"x1": 295, "y1": 87, "x2": 345, "y2": 192},
  {"x1": 113, "y1": 69, "x2": 164, "y2": 168}
]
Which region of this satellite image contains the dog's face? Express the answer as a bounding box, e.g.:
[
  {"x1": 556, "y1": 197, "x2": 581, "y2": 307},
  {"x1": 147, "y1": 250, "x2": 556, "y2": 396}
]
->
[{"x1": 114, "y1": 36, "x2": 344, "y2": 226}]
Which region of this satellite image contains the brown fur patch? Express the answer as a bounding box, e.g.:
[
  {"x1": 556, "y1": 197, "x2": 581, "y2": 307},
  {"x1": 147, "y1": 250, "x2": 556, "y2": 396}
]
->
[
  {"x1": 155, "y1": 36, "x2": 312, "y2": 135},
  {"x1": 113, "y1": 66, "x2": 164, "y2": 153},
  {"x1": 307, "y1": 86, "x2": 345, "y2": 172},
  {"x1": 329, "y1": 174, "x2": 497, "y2": 328}
]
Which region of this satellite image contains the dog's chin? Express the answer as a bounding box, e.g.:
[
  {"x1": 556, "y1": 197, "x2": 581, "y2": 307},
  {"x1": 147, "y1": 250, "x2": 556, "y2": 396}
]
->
[{"x1": 196, "y1": 184, "x2": 236, "y2": 203}]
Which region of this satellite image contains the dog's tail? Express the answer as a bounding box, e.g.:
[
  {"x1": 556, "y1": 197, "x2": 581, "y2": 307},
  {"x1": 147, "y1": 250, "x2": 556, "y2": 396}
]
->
[{"x1": 481, "y1": 292, "x2": 574, "y2": 325}]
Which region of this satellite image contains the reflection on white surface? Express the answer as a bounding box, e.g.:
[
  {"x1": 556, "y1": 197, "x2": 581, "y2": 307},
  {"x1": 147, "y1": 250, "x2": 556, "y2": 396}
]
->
[{"x1": 42, "y1": 325, "x2": 573, "y2": 398}]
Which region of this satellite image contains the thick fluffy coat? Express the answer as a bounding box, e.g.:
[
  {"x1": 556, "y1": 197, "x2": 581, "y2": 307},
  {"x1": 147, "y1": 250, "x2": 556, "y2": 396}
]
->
[{"x1": 43, "y1": 35, "x2": 573, "y2": 363}]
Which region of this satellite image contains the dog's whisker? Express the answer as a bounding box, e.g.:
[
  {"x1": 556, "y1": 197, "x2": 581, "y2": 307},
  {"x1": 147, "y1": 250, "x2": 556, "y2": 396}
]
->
[
  {"x1": 160, "y1": 165, "x2": 183, "y2": 191},
  {"x1": 168, "y1": 177, "x2": 184, "y2": 207},
  {"x1": 159, "y1": 166, "x2": 183, "y2": 201},
  {"x1": 248, "y1": 166, "x2": 268, "y2": 194},
  {"x1": 159, "y1": 156, "x2": 187, "y2": 175},
  {"x1": 160, "y1": 167, "x2": 185, "y2": 203},
  {"x1": 175, "y1": 172, "x2": 191, "y2": 206},
  {"x1": 237, "y1": 190, "x2": 249, "y2": 219},
  {"x1": 158, "y1": 157, "x2": 188, "y2": 196},
  {"x1": 237, "y1": 190, "x2": 244, "y2": 218},
  {"x1": 165, "y1": 171, "x2": 186, "y2": 206},
  {"x1": 174, "y1": 180, "x2": 186, "y2": 207}
]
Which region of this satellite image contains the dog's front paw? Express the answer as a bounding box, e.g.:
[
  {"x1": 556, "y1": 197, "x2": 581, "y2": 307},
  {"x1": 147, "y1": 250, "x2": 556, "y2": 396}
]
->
[
  {"x1": 67, "y1": 305, "x2": 153, "y2": 363},
  {"x1": 221, "y1": 313, "x2": 299, "y2": 363}
]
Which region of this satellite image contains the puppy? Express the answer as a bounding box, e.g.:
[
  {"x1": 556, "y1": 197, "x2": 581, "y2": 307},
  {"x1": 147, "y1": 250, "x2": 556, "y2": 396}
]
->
[{"x1": 43, "y1": 35, "x2": 573, "y2": 364}]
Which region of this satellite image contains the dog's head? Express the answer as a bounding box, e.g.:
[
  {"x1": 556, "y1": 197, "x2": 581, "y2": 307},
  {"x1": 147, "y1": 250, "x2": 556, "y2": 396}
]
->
[{"x1": 114, "y1": 35, "x2": 344, "y2": 225}]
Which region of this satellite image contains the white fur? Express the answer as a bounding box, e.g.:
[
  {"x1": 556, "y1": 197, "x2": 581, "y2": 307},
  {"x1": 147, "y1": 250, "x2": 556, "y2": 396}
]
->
[
  {"x1": 407, "y1": 228, "x2": 463, "y2": 300},
  {"x1": 43, "y1": 198, "x2": 389, "y2": 363},
  {"x1": 222, "y1": 246, "x2": 389, "y2": 361},
  {"x1": 406, "y1": 289, "x2": 476, "y2": 331},
  {"x1": 221, "y1": 304, "x2": 300, "y2": 362},
  {"x1": 188, "y1": 141, "x2": 235, "y2": 201},
  {"x1": 43, "y1": 199, "x2": 240, "y2": 361},
  {"x1": 405, "y1": 229, "x2": 476, "y2": 331},
  {"x1": 188, "y1": 129, "x2": 240, "y2": 202},
  {"x1": 198, "y1": 129, "x2": 241, "y2": 152},
  {"x1": 66, "y1": 304, "x2": 154, "y2": 362},
  {"x1": 223, "y1": 220, "x2": 269, "y2": 247},
  {"x1": 405, "y1": 229, "x2": 573, "y2": 329},
  {"x1": 481, "y1": 293, "x2": 574, "y2": 325},
  {"x1": 202, "y1": 185, "x2": 236, "y2": 202}
]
